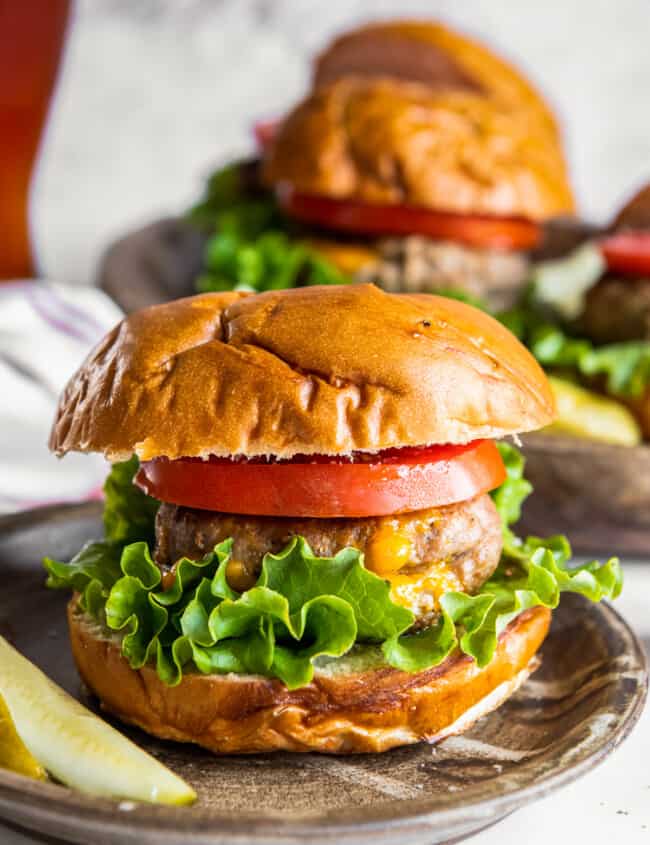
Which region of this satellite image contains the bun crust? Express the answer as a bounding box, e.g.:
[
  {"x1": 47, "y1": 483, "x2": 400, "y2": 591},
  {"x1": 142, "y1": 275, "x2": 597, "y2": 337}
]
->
[
  {"x1": 613, "y1": 183, "x2": 650, "y2": 231},
  {"x1": 68, "y1": 600, "x2": 551, "y2": 754},
  {"x1": 263, "y1": 77, "x2": 573, "y2": 221},
  {"x1": 49, "y1": 285, "x2": 555, "y2": 461},
  {"x1": 314, "y1": 21, "x2": 558, "y2": 127}
]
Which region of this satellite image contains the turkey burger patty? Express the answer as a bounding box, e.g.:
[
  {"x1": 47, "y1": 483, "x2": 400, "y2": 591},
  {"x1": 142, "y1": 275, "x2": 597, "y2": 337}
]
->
[{"x1": 154, "y1": 494, "x2": 502, "y2": 628}]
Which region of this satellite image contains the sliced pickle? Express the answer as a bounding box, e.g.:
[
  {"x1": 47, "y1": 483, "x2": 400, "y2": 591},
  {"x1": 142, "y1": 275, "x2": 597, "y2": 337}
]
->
[
  {"x1": 0, "y1": 637, "x2": 196, "y2": 805},
  {"x1": 544, "y1": 376, "x2": 642, "y2": 446},
  {"x1": 0, "y1": 691, "x2": 46, "y2": 780}
]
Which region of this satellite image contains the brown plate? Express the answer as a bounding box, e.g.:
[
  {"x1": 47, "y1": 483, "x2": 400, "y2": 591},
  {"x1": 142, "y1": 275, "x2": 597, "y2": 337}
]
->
[
  {"x1": 520, "y1": 433, "x2": 650, "y2": 557},
  {"x1": 98, "y1": 218, "x2": 207, "y2": 313},
  {"x1": 0, "y1": 503, "x2": 646, "y2": 845}
]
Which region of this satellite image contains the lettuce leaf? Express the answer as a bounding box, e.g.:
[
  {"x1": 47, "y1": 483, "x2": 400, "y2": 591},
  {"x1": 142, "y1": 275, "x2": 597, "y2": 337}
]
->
[
  {"x1": 196, "y1": 229, "x2": 347, "y2": 294},
  {"x1": 103, "y1": 456, "x2": 159, "y2": 545},
  {"x1": 45, "y1": 541, "x2": 122, "y2": 597},
  {"x1": 45, "y1": 536, "x2": 414, "y2": 689},
  {"x1": 500, "y1": 299, "x2": 650, "y2": 400},
  {"x1": 187, "y1": 161, "x2": 276, "y2": 234},
  {"x1": 44, "y1": 447, "x2": 622, "y2": 689},
  {"x1": 491, "y1": 442, "x2": 532, "y2": 530},
  {"x1": 188, "y1": 161, "x2": 348, "y2": 294}
]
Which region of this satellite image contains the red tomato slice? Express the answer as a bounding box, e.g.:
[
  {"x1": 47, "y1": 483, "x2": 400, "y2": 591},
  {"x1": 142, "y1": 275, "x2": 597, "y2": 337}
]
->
[
  {"x1": 600, "y1": 232, "x2": 650, "y2": 276},
  {"x1": 276, "y1": 185, "x2": 541, "y2": 251},
  {"x1": 253, "y1": 119, "x2": 279, "y2": 151},
  {"x1": 135, "y1": 440, "x2": 506, "y2": 518}
]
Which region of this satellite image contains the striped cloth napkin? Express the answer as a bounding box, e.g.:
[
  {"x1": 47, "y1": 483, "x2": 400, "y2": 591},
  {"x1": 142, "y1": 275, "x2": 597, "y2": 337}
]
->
[{"x1": 0, "y1": 281, "x2": 123, "y2": 513}]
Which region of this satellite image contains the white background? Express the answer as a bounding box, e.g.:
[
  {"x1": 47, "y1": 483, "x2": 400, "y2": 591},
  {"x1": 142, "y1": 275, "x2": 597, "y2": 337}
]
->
[{"x1": 33, "y1": 0, "x2": 650, "y2": 286}]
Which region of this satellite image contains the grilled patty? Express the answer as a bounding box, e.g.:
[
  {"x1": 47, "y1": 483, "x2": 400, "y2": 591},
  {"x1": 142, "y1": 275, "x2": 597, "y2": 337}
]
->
[
  {"x1": 155, "y1": 494, "x2": 503, "y2": 627},
  {"x1": 579, "y1": 276, "x2": 650, "y2": 344},
  {"x1": 355, "y1": 236, "x2": 529, "y2": 311}
]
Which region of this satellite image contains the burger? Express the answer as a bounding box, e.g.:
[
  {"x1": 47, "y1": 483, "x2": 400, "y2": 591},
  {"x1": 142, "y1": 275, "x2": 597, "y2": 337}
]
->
[
  {"x1": 45, "y1": 285, "x2": 620, "y2": 754},
  {"x1": 500, "y1": 181, "x2": 650, "y2": 448},
  {"x1": 188, "y1": 20, "x2": 574, "y2": 312},
  {"x1": 580, "y1": 184, "x2": 650, "y2": 348},
  {"x1": 491, "y1": 182, "x2": 650, "y2": 549}
]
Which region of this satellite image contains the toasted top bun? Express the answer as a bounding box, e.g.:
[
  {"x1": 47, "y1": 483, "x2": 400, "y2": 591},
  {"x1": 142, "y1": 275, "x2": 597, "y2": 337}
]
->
[
  {"x1": 68, "y1": 598, "x2": 551, "y2": 754},
  {"x1": 314, "y1": 20, "x2": 558, "y2": 132},
  {"x1": 50, "y1": 285, "x2": 555, "y2": 462},
  {"x1": 613, "y1": 183, "x2": 650, "y2": 231},
  {"x1": 264, "y1": 77, "x2": 573, "y2": 221}
]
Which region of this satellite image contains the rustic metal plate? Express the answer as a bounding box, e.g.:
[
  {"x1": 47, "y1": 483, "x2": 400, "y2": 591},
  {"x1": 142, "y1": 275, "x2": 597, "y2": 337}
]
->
[{"x1": 0, "y1": 503, "x2": 646, "y2": 845}]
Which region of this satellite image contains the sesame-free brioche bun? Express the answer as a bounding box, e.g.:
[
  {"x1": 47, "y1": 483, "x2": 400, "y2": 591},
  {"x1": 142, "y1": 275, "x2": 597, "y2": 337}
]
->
[
  {"x1": 263, "y1": 77, "x2": 573, "y2": 221},
  {"x1": 314, "y1": 20, "x2": 559, "y2": 132},
  {"x1": 612, "y1": 182, "x2": 650, "y2": 231},
  {"x1": 68, "y1": 598, "x2": 550, "y2": 754},
  {"x1": 264, "y1": 20, "x2": 574, "y2": 221},
  {"x1": 49, "y1": 285, "x2": 555, "y2": 462}
]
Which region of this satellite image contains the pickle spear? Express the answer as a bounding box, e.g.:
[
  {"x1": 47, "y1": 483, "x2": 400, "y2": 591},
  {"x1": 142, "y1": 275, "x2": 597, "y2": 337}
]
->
[
  {"x1": 544, "y1": 376, "x2": 642, "y2": 447},
  {"x1": 0, "y1": 637, "x2": 196, "y2": 805},
  {"x1": 0, "y1": 691, "x2": 46, "y2": 780}
]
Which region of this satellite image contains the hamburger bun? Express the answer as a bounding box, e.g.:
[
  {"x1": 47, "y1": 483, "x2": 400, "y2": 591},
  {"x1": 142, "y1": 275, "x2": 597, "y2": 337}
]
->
[
  {"x1": 49, "y1": 285, "x2": 555, "y2": 462},
  {"x1": 313, "y1": 19, "x2": 558, "y2": 134},
  {"x1": 68, "y1": 598, "x2": 551, "y2": 754},
  {"x1": 263, "y1": 77, "x2": 573, "y2": 221},
  {"x1": 264, "y1": 19, "x2": 574, "y2": 221},
  {"x1": 612, "y1": 182, "x2": 650, "y2": 231}
]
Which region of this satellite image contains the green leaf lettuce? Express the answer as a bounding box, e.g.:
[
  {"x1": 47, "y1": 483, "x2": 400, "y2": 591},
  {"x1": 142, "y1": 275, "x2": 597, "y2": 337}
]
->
[
  {"x1": 102, "y1": 455, "x2": 159, "y2": 546},
  {"x1": 500, "y1": 254, "x2": 650, "y2": 401},
  {"x1": 188, "y1": 161, "x2": 348, "y2": 294}
]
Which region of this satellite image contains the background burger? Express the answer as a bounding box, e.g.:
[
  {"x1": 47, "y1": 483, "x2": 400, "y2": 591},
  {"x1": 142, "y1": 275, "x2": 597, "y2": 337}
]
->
[
  {"x1": 501, "y1": 181, "x2": 650, "y2": 448},
  {"x1": 493, "y1": 181, "x2": 650, "y2": 552},
  {"x1": 45, "y1": 284, "x2": 620, "y2": 754},
  {"x1": 184, "y1": 19, "x2": 574, "y2": 312}
]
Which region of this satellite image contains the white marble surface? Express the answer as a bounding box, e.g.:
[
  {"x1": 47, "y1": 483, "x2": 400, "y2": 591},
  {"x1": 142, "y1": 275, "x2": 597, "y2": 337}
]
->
[{"x1": 33, "y1": 0, "x2": 650, "y2": 286}]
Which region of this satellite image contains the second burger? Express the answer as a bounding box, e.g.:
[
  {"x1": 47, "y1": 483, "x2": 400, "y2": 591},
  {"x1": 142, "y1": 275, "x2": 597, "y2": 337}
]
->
[{"x1": 194, "y1": 20, "x2": 575, "y2": 310}]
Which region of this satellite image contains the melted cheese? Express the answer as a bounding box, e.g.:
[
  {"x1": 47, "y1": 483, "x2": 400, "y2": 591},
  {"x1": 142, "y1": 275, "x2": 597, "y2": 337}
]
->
[
  {"x1": 303, "y1": 237, "x2": 379, "y2": 274},
  {"x1": 225, "y1": 559, "x2": 257, "y2": 593},
  {"x1": 364, "y1": 521, "x2": 413, "y2": 575},
  {"x1": 389, "y1": 564, "x2": 463, "y2": 611},
  {"x1": 364, "y1": 518, "x2": 462, "y2": 613}
]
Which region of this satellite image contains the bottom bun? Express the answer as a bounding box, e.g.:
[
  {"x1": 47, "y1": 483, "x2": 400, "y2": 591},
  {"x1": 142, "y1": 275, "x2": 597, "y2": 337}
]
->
[{"x1": 68, "y1": 599, "x2": 551, "y2": 754}]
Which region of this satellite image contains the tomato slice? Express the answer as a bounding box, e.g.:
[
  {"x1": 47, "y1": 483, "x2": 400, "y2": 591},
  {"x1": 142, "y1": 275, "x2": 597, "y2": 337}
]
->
[
  {"x1": 135, "y1": 440, "x2": 506, "y2": 518},
  {"x1": 276, "y1": 185, "x2": 541, "y2": 251},
  {"x1": 600, "y1": 232, "x2": 650, "y2": 276}
]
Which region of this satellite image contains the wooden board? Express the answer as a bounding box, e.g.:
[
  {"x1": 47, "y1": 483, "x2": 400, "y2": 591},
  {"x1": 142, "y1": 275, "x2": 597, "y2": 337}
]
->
[{"x1": 520, "y1": 433, "x2": 650, "y2": 556}]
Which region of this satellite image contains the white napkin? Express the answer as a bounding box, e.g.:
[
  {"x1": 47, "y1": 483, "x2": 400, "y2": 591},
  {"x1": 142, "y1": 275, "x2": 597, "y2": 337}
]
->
[{"x1": 0, "y1": 281, "x2": 123, "y2": 513}]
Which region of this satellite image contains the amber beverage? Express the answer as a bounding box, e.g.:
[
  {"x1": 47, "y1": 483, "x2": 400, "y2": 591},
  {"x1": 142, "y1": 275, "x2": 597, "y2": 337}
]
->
[{"x1": 0, "y1": 1, "x2": 71, "y2": 279}]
